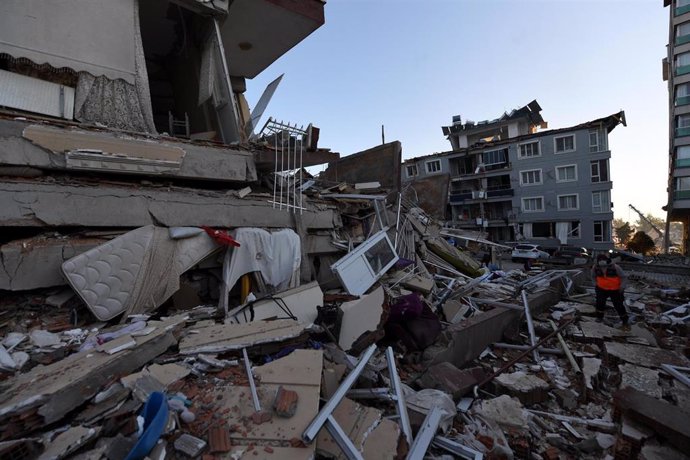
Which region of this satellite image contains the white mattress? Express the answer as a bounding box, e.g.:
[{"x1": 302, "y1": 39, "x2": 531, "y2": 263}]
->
[{"x1": 62, "y1": 225, "x2": 219, "y2": 321}]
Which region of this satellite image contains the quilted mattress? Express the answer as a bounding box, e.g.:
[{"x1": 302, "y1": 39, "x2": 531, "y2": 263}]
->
[{"x1": 62, "y1": 225, "x2": 219, "y2": 321}]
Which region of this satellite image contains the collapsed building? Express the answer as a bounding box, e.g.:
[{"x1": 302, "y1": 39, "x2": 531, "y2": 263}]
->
[{"x1": 1, "y1": 2, "x2": 690, "y2": 460}]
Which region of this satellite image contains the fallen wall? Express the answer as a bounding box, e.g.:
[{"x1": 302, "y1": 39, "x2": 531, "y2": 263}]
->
[
  {"x1": 321, "y1": 141, "x2": 402, "y2": 191},
  {"x1": 405, "y1": 174, "x2": 450, "y2": 220}
]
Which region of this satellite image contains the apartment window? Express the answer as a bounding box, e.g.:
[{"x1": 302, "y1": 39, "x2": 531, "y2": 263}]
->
[
  {"x1": 676, "y1": 83, "x2": 690, "y2": 105},
  {"x1": 518, "y1": 141, "x2": 540, "y2": 158},
  {"x1": 677, "y1": 176, "x2": 690, "y2": 190},
  {"x1": 593, "y1": 220, "x2": 611, "y2": 242},
  {"x1": 590, "y1": 159, "x2": 609, "y2": 183},
  {"x1": 556, "y1": 164, "x2": 577, "y2": 182},
  {"x1": 425, "y1": 159, "x2": 441, "y2": 173},
  {"x1": 554, "y1": 135, "x2": 575, "y2": 153},
  {"x1": 592, "y1": 190, "x2": 611, "y2": 213},
  {"x1": 405, "y1": 164, "x2": 418, "y2": 178},
  {"x1": 482, "y1": 148, "x2": 507, "y2": 166},
  {"x1": 522, "y1": 196, "x2": 544, "y2": 212},
  {"x1": 679, "y1": 146, "x2": 690, "y2": 159},
  {"x1": 569, "y1": 221, "x2": 581, "y2": 238},
  {"x1": 588, "y1": 129, "x2": 607, "y2": 152},
  {"x1": 678, "y1": 22, "x2": 690, "y2": 44},
  {"x1": 557, "y1": 194, "x2": 579, "y2": 210},
  {"x1": 676, "y1": 52, "x2": 690, "y2": 75},
  {"x1": 680, "y1": 0, "x2": 690, "y2": 7},
  {"x1": 520, "y1": 169, "x2": 542, "y2": 186}
]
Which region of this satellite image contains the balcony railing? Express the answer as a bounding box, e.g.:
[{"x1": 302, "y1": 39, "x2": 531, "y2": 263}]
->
[
  {"x1": 677, "y1": 65, "x2": 690, "y2": 76},
  {"x1": 486, "y1": 188, "x2": 514, "y2": 198},
  {"x1": 675, "y1": 190, "x2": 690, "y2": 200},
  {"x1": 676, "y1": 158, "x2": 690, "y2": 168},
  {"x1": 449, "y1": 188, "x2": 513, "y2": 203},
  {"x1": 678, "y1": 34, "x2": 690, "y2": 46},
  {"x1": 676, "y1": 95, "x2": 690, "y2": 106},
  {"x1": 676, "y1": 126, "x2": 690, "y2": 137},
  {"x1": 676, "y1": 4, "x2": 690, "y2": 16}
]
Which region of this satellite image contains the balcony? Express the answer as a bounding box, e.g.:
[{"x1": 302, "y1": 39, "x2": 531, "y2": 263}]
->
[
  {"x1": 486, "y1": 188, "x2": 514, "y2": 198},
  {"x1": 449, "y1": 192, "x2": 472, "y2": 204},
  {"x1": 676, "y1": 127, "x2": 690, "y2": 137},
  {"x1": 451, "y1": 162, "x2": 512, "y2": 179},
  {"x1": 677, "y1": 65, "x2": 690, "y2": 76},
  {"x1": 677, "y1": 95, "x2": 690, "y2": 106},
  {"x1": 675, "y1": 190, "x2": 690, "y2": 200},
  {"x1": 676, "y1": 4, "x2": 690, "y2": 16}
]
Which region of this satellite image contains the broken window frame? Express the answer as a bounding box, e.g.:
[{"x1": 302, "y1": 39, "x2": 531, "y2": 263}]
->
[
  {"x1": 521, "y1": 196, "x2": 544, "y2": 213},
  {"x1": 553, "y1": 134, "x2": 576, "y2": 154},
  {"x1": 405, "y1": 164, "x2": 418, "y2": 178},
  {"x1": 592, "y1": 190, "x2": 611, "y2": 213},
  {"x1": 520, "y1": 168, "x2": 542, "y2": 186},
  {"x1": 425, "y1": 159, "x2": 442, "y2": 174},
  {"x1": 481, "y1": 148, "x2": 508, "y2": 167},
  {"x1": 518, "y1": 140, "x2": 541, "y2": 158},
  {"x1": 557, "y1": 194, "x2": 579, "y2": 211},
  {"x1": 593, "y1": 220, "x2": 612, "y2": 242},
  {"x1": 555, "y1": 164, "x2": 578, "y2": 182},
  {"x1": 569, "y1": 221, "x2": 581, "y2": 238}
]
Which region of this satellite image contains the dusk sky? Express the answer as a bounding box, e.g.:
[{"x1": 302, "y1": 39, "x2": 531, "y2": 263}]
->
[{"x1": 245, "y1": 0, "x2": 668, "y2": 222}]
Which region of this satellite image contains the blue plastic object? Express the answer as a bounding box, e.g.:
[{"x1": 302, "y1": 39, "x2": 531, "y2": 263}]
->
[{"x1": 124, "y1": 391, "x2": 169, "y2": 460}]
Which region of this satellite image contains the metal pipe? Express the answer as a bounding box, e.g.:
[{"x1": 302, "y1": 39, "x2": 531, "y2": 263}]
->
[
  {"x1": 272, "y1": 133, "x2": 278, "y2": 208},
  {"x1": 661, "y1": 364, "x2": 690, "y2": 388},
  {"x1": 473, "y1": 318, "x2": 575, "y2": 392},
  {"x1": 521, "y1": 290, "x2": 540, "y2": 363},
  {"x1": 346, "y1": 388, "x2": 394, "y2": 400},
  {"x1": 279, "y1": 131, "x2": 284, "y2": 210},
  {"x1": 492, "y1": 343, "x2": 565, "y2": 356},
  {"x1": 299, "y1": 138, "x2": 303, "y2": 215},
  {"x1": 303, "y1": 344, "x2": 377, "y2": 443},
  {"x1": 242, "y1": 348, "x2": 261, "y2": 412},
  {"x1": 406, "y1": 406, "x2": 443, "y2": 460},
  {"x1": 326, "y1": 415, "x2": 364, "y2": 460},
  {"x1": 386, "y1": 347, "x2": 413, "y2": 445},
  {"x1": 548, "y1": 319, "x2": 581, "y2": 374}
]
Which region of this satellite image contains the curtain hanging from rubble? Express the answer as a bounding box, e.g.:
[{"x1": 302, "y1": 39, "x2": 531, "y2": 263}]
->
[
  {"x1": 73, "y1": 0, "x2": 156, "y2": 133},
  {"x1": 556, "y1": 222, "x2": 569, "y2": 245}
]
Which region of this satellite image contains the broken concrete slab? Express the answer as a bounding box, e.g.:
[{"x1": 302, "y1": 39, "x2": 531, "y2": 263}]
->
[
  {"x1": 38, "y1": 425, "x2": 100, "y2": 460},
  {"x1": 0, "y1": 316, "x2": 183, "y2": 439},
  {"x1": 179, "y1": 319, "x2": 309, "y2": 355},
  {"x1": 0, "y1": 236, "x2": 102, "y2": 291},
  {"x1": 619, "y1": 364, "x2": 662, "y2": 399},
  {"x1": 472, "y1": 395, "x2": 531, "y2": 431},
  {"x1": 316, "y1": 397, "x2": 400, "y2": 460},
  {"x1": 614, "y1": 387, "x2": 690, "y2": 452},
  {"x1": 338, "y1": 286, "x2": 384, "y2": 351},
  {"x1": 0, "y1": 179, "x2": 341, "y2": 230},
  {"x1": 494, "y1": 371, "x2": 550, "y2": 405},
  {"x1": 582, "y1": 357, "x2": 602, "y2": 391},
  {"x1": 604, "y1": 342, "x2": 690, "y2": 369},
  {"x1": 234, "y1": 281, "x2": 324, "y2": 325},
  {"x1": 417, "y1": 363, "x2": 486, "y2": 399},
  {"x1": 639, "y1": 441, "x2": 690, "y2": 460},
  {"x1": 575, "y1": 321, "x2": 630, "y2": 344}
]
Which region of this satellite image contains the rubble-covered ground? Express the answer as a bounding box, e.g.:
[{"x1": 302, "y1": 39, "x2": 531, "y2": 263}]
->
[{"x1": 1, "y1": 190, "x2": 689, "y2": 460}]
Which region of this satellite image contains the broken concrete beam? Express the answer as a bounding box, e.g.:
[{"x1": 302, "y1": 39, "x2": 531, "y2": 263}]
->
[
  {"x1": 0, "y1": 179, "x2": 341, "y2": 230},
  {"x1": 494, "y1": 371, "x2": 550, "y2": 405},
  {"x1": 425, "y1": 239, "x2": 482, "y2": 277},
  {"x1": 431, "y1": 306, "x2": 520, "y2": 368},
  {"x1": 614, "y1": 387, "x2": 690, "y2": 453},
  {"x1": 0, "y1": 236, "x2": 103, "y2": 291},
  {"x1": 604, "y1": 342, "x2": 690, "y2": 369},
  {"x1": 0, "y1": 120, "x2": 257, "y2": 183},
  {"x1": 417, "y1": 363, "x2": 487, "y2": 399},
  {"x1": 0, "y1": 315, "x2": 184, "y2": 439}
]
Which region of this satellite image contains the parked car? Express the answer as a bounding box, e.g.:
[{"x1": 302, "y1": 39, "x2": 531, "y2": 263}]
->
[
  {"x1": 511, "y1": 244, "x2": 550, "y2": 262},
  {"x1": 553, "y1": 245, "x2": 590, "y2": 264}
]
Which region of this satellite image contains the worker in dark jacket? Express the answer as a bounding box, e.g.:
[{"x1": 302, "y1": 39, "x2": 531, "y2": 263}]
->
[{"x1": 591, "y1": 253, "x2": 629, "y2": 329}]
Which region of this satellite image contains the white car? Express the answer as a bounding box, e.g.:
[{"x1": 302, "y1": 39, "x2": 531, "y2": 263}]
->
[{"x1": 511, "y1": 244, "x2": 550, "y2": 262}]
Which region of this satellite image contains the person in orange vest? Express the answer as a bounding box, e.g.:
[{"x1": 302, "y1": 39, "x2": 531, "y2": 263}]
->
[{"x1": 591, "y1": 253, "x2": 629, "y2": 329}]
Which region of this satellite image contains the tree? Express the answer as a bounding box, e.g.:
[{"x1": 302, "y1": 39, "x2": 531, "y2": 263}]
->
[
  {"x1": 635, "y1": 214, "x2": 665, "y2": 240},
  {"x1": 627, "y1": 231, "x2": 656, "y2": 255},
  {"x1": 614, "y1": 221, "x2": 634, "y2": 247}
]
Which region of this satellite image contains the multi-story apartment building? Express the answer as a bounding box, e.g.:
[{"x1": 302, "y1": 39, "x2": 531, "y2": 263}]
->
[
  {"x1": 663, "y1": 0, "x2": 690, "y2": 254},
  {"x1": 402, "y1": 101, "x2": 626, "y2": 251}
]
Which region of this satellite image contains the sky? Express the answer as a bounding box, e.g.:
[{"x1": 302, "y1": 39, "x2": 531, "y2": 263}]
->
[{"x1": 245, "y1": 0, "x2": 669, "y2": 222}]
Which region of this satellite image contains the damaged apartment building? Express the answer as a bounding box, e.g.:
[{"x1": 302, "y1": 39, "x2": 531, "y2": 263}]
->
[
  {"x1": 0, "y1": 0, "x2": 345, "y2": 292},
  {"x1": 402, "y1": 100, "x2": 626, "y2": 251}
]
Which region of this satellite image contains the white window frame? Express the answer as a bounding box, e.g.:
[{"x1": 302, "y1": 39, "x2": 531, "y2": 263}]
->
[
  {"x1": 557, "y1": 193, "x2": 579, "y2": 211},
  {"x1": 593, "y1": 220, "x2": 611, "y2": 242},
  {"x1": 521, "y1": 196, "x2": 544, "y2": 213},
  {"x1": 555, "y1": 164, "x2": 578, "y2": 183},
  {"x1": 553, "y1": 134, "x2": 576, "y2": 154},
  {"x1": 590, "y1": 159, "x2": 609, "y2": 183},
  {"x1": 517, "y1": 140, "x2": 541, "y2": 159},
  {"x1": 589, "y1": 129, "x2": 607, "y2": 153},
  {"x1": 519, "y1": 168, "x2": 542, "y2": 186},
  {"x1": 592, "y1": 190, "x2": 610, "y2": 213},
  {"x1": 481, "y1": 148, "x2": 507, "y2": 166},
  {"x1": 405, "y1": 164, "x2": 418, "y2": 178},
  {"x1": 425, "y1": 159, "x2": 442, "y2": 174}
]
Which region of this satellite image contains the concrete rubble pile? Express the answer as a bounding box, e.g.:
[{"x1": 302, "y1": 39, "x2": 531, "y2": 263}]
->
[{"x1": 1, "y1": 181, "x2": 690, "y2": 460}]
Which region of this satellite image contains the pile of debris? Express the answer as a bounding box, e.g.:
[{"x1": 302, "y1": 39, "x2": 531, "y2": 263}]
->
[{"x1": 0, "y1": 185, "x2": 689, "y2": 460}]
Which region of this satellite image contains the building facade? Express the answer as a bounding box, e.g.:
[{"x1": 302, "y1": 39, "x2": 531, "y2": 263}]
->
[
  {"x1": 403, "y1": 102, "x2": 626, "y2": 251},
  {"x1": 663, "y1": 0, "x2": 690, "y2": 254}
]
